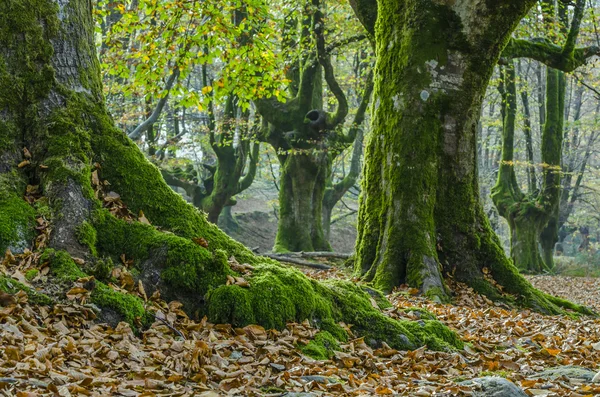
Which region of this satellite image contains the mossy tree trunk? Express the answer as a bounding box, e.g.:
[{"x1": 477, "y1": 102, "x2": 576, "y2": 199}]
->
[
  {"x1": 274, "y1": 151, "x2": 331, "y2": 252},
  {"x1": 0, "y1": 0, "x2": 476, "y2": 350},
  {"x1": 255, "y1": 0, "x2": 371, "y2": 253},
  {"x1": 351, "y1": 0, "x2": 534, "y2": 300},
  {"x1": 491, "y1": 63, "x2": 547, "y2": 273},
  {"x1": 349, "y1": 0, "x2": 596, "y2": 312}
]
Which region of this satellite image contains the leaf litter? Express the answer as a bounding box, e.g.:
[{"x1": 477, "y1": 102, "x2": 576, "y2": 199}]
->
[{"x1": 1, "y1": 259, "x2": 600, "y2": 396}]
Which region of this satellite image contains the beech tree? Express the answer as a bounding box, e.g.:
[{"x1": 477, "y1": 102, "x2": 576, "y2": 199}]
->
[
  {"x1": 255, "y1": 0, "x2": 371, "y2": 252},
  {"x1": 0, "y1": 0, "x2": 468, "y2": 350},
  {"x1": 349, "y1": 0, "x2": 599, "y2": 308}
]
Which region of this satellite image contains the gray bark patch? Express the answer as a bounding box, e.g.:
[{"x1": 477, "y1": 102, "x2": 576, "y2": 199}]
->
[{"x1": 49, "y1": 179, "x2": 91, "y2": 257}]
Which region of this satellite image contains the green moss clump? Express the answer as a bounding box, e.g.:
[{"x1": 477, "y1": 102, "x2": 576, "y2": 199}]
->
[
  {"x1": 76, "y1": 221, "x2": 97, "y2": 256},
  {"x1": 300, "y1": 331, "x2": 341, "y2": 360},
  {"x1": 94, "y1": 208, "x2": 229, "y2": 297},
  {"x1": 361, "y1": 286, "x2": 392, "y2": 309},
  {"x1": 41, "y1": 249, "x2": 86, "y2": 283},
  {"x1": 404, "y1": 320, "x2": 463, "y2": 351},
  {"x1": 0, "y1": 187, "x2": 36, "y2": 254},
  {"x1": 91, "y1": 282, "x2": 151, "y2": 330},
  {"x1": 0, "y1": 276, "x2": 52, "y2": 306},
  {"x1": 402, "y1": 307, "x2": 437, "y2": 320},
  {"x1": 207, "y1": 262, "x2": 463, "y2": 351},
  {"x1": 25, "y1": 269, "x2": 39, "y2": 280},
  {"x1": 91, "y1": 257, "x2": 114, "y2": 280}
]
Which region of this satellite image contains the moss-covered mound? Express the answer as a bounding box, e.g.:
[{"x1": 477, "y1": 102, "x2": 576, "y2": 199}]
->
[
  {"x1": 208, "y1": 263, "x2": 463, "y2": 351},
  {"x1": 0, "y1": 276, "x2": 52, "y2": 306},
  {"x1": 300, "y1": 331, "x2": 341, "y2": 360},
  {"x1": 41, "y1": 249, "x2": 151, "y2": 330}
]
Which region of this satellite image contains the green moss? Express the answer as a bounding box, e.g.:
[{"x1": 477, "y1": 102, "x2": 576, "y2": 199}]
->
[
  {"x1": 41, "y1": 249, "x2": 86, "y2": 283},
  {"x1": 25, "y1": 269, "x2": 39, "y2": 280},
  {"x1": 91, "y1": 257, "x2": 114, "y2": 280},
  {"x1": 91, "y1": 282, "x2": 151, "y2": 330},
  {"x1": 361, "y1": 286, "x2": 392, "y2": 310},
  {"x1": 402, "y1": 307, "x2": 437, "y2": 321},
  {"x1": 404, "y1": 320, "x2": 463, "y2": 351},
  {"x1": 76, "y1": 221, "x2": 97, "y2": 256},
  {"x1": 94, "y1": 209, "x2": 229, "y2": 298},
  {"x1": 0, "y1": 276, "x2": 53, "y2": 306},
  {"x1": 300, "y1": 331, "x2": 341, "y2": 360},
  {"x1": 0, "y1": 188, "x2": 36, "y2": 253},
  {"x1": 207, "y1": 262, "x2": 462, "y2": 351}
]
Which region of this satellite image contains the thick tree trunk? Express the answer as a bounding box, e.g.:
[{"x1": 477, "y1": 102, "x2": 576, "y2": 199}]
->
[
  {"x1": 356, "y1": 1, "x2": 510, "y2": 298},
  {"x1": 0, "y1": 0, "x2": 472, "y2": 350},
  {"x1": 274, "y1": 152, "x2": 331, "y2": 252},
  {"x1": 350, "y1": 0, "x2": 588, "y2": 313}
]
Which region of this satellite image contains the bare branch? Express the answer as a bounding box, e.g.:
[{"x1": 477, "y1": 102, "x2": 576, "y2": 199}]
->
[{"x1": 128, "y1": 68, "x2": 180, "y2": 140}]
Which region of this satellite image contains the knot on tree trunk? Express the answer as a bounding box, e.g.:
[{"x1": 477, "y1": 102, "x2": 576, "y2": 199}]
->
[{"x1": 305, "y1": 109, "x2": 328, "y2": 133}]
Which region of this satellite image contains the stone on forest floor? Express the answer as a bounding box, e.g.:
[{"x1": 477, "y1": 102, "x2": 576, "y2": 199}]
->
[
  {"x1": 461, "y1": 376, "x2": 527, "y2": 397},
  {"x1": 300, "y1": 375, "x2": 340, "y2": 384},
  {"x1": 533, "y1": 365, "x2": 598, "y2": 382}
]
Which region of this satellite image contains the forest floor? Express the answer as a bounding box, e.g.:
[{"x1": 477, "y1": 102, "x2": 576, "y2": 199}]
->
[{"x1": 1, "y1": 265, "x2": 600, "y2": 396}]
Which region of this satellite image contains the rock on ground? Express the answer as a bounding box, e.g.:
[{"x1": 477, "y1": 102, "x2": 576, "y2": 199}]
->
[{"x1": 461, "y1": 376, "x2": 527, "y2": 397}]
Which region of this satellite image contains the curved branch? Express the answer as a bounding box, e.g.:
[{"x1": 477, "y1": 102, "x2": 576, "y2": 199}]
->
[
  {"x1": 237, "y1": 141, "x2": 260, "y2": 193},
  {"x1": 562, "y1": 0, "x2": 587, "y2": 55},
  {"x1": 325, "y1": 34, "x2": 367, "y2": 54},
  {"x1": 314, "y1": 2, "x2": 348, "y2": 128},
  {"x1": 502, "y1": 38, "x2": 600, "y2": 72},
  {"x1": 128, "y1": 68, "x2": 180, "y2": 140}
]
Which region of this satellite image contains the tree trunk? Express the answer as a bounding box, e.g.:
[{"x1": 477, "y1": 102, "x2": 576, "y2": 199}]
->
[
  {"x1": 538, "y1": 67, "x2": 567, "y2": 269},
  {"x1": 0, "y1": 0, "x2": 472, "y2": 350},
  {"x1": 492, "y1": 63, "x2": 547, "y2": 273},
  {"x1": 274, "y1": 152, "x2": 331, "y2": 252},
  {"x1": 349, "y1": 0, "x2": 588, "y2": 313}
]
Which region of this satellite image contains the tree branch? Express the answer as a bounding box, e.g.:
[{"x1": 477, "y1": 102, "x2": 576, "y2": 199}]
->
[
  {"x1": 128, "y1": 68, "x2": 180, "y2": 140},
  {"x1": 562, "y1": 0, "x2": 587, "y2": 55},
  {"x1": 237, "y1": 141, "x2": 260, "y2": 193},
  {"x1": 313, "y1": 0, "x2": 348, "y2": 129},
  {"x1": 325, "y1": 34, "x2": 367, "y2": 54},
  {"x1": 502, "y1": 38, "x2": 600, "y2": 72}
]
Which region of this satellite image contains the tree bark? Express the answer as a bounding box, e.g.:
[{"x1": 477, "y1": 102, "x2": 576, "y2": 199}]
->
[
  {"x1": 492, "y1": 63, "x2": 547, "y2": 273},
  {"x1": 274, "y1": 152, "x2": 331, "y2": 252}
]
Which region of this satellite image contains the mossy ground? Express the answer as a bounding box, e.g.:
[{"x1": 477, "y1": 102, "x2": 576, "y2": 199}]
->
[
  {"x1": 300, "y1": 331, "x2": 341, "y2": 360},
  {"x1": 0, "y1": 276, "x2": 52, "y2": 306},
  {"x1": 207, "y1": 262, "x2": 463, "y2": 351}
]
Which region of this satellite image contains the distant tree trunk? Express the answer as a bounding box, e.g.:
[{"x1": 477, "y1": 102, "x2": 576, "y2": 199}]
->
[
  {"x1": 274, "y1": 152, "x2": 331, "y2": 252},
  {"x1": 492, "y1": 63, "x2": 547, "y2": 273},
  {"x1": 538, "y1": 67, "x2": 566, "y2": 270},
  {"x1": 322, "y1": 75, "x2": 373, "y2": 245}
]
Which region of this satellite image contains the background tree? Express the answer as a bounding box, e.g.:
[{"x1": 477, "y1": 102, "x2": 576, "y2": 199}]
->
[{"x1": 254, "y1": 0, "x2": 371, "y2": 252}]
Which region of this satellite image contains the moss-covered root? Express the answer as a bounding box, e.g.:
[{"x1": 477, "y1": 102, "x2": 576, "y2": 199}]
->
[
  {"x1": 41, "y1": 248, "x2": 151, "y2": 329},
  {"x1": 300, "y1": 331, "x2": 341, "y2": 360},
  {"x1": 0, "y1": 175, "x2": 36, "y2": 254},
  {"x1": 207, "y1": 263, "x2": 463, "y2": 351},
  {"x1": 471, "y1": 236, "x2": 595, "y2": 316},
  {"x1": 0, "y1": 276, "x2": 53, "y2": 306}
]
